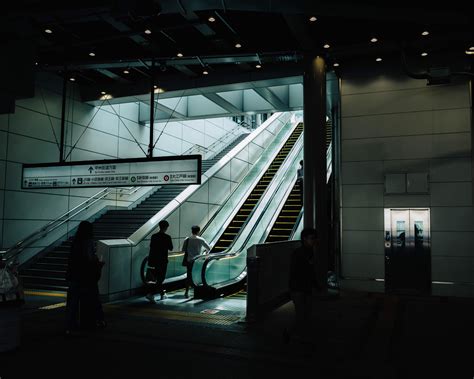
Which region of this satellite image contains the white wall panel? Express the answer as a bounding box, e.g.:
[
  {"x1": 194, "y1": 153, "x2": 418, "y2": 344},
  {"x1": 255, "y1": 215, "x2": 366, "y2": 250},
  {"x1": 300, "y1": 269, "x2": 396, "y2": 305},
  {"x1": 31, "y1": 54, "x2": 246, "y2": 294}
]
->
[
  {"x1": 342, "y1": 161, "x2": 384, "y2": 184},
  {"x1": 72, "y1": 125, "x2": 118, "y2": 157},
  {"x1": 154, "y1": 133, "x2": 182, "y2": 155},
  {"x1": 341, "y1": 75, "x2": 426, "y2": 95},
  {"x1": 383, "y1": 195, "x2": 430, "y2": 207},
  {"x1": 182, "y1": 124, "x2": 204, "y2": 146},
  {"x1": 432, "y1": 108, "x2": 470, "y2": 134},
  {"x1": 0, "y1": 114, "x2": 9, "y2": 131},
  {"x1": 431, "y1": 182, "x2": 472, "y2": 206},
  {"x1": 119, "y1": 103, "x2": 139, "y2": 121},
  {"x1": 431, "y1": 207, "x2": 474, "y2": 232},
  {"x1": 432, "y1": 257, "x2": 474, "y2": 283},
  {"x1": 208, "y1": 177, "x2": 231, "y2": 205},
  {"x1": 342, "y1": 208, "x2": 384, "y2": 231},
  {"x1": 430, "y1": 158, "x2": 471, "y2": 182},
  {"x1": 117, "y1": 138, "x2": 148, "y2": 159},
  {"x1": 204, "y1": 121, "x2": 224, "y2": 139},
  {"x1": 341, "y1": 254, "x2": 384, "y2": 278},
  {"x1": 16, "y1": 91, "x2": 62, "y2": 118},
  {"x1": 432, "y1": 232, "x2": 474, "y2": 258},
  {"x1": 432, "y1": 133, "x2": 470, "y2": 158},
  {"x1": 88, "y1": 108, "x2": 119, "y2": 136},
  {"x1": 0, "y1": 161, "x2": 5, "y2": 189},
  {"x1": 8, "y1": 109, "x2": 61, "y2": 143},
  {"x1": 4, "y1": 190, "x2": 69, "y2": 220},
  {"x1": 342, "y1": 231, "x2": 383, "y2": 255},
  {"x1": 119, "y1": 119, "x2": 148, "y2": 145},
  {"x1": 2, "y1": 219, "x2": 51, "y2": 247},
  {"x1": 7, "y1": 134, "x2": 59, "y2": 163},
  {"x1": 69, "y1": 148, "x2": 114, "y2": 161},
  {"x1": 342, "y1": 184, "x2": 384, "y2": 207},
  {"x1": 162, "y1": 121, "x2": 182, "y2": 140},
  {"x1": 342, "y1": 112, "x2": 432, "y2": 140},
  {"x1": 0, "y1": 131, "x2": 7, "y2": 160}
]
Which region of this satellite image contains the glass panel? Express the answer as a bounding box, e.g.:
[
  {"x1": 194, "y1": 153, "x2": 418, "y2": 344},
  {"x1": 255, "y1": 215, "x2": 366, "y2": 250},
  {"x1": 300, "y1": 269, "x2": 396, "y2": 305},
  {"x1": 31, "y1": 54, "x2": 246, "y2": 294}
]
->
[{"x1": 396, "y1": 221, "x2": 406, "y2": 248}]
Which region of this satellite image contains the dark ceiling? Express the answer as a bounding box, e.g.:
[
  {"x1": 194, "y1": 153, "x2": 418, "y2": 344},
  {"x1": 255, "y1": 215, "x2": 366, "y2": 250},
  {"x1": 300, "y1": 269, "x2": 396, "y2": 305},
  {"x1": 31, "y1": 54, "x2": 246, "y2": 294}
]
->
[{"x1": 2, "y1": 0, "x2": 473, "y2": 104}]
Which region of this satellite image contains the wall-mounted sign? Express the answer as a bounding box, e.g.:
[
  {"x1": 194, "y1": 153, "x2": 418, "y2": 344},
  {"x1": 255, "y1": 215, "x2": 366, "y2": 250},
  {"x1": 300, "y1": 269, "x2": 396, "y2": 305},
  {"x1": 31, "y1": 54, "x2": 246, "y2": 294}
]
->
[{"x1": 22, "y1": 155, "x2": 201, "y2": 189}]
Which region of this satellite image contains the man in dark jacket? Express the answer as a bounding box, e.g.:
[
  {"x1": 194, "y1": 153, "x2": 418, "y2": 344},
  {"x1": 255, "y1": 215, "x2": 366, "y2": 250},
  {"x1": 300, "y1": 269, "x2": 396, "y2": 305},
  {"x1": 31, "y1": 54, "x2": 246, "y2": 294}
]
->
[
  {"x1": 146, "y1": 220, "x2": 173, "y2": 303},
  {"x1": 286, "y1": 227, "x2": 318, "y2": 342}
]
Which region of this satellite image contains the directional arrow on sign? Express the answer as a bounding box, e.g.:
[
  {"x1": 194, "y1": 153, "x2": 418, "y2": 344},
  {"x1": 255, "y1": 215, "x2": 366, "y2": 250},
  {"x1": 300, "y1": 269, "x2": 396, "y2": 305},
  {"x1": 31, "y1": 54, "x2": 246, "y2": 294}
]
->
[{"x1": 88, "y1": 166, "x2": 94, "y2": 174}]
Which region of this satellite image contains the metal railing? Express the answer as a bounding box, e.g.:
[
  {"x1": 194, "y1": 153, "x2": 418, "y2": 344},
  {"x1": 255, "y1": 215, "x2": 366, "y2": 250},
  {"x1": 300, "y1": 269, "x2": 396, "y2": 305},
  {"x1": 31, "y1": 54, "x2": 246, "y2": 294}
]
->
[{"x1": 3, "y1": 187, "x2": 137, "y2": 265}]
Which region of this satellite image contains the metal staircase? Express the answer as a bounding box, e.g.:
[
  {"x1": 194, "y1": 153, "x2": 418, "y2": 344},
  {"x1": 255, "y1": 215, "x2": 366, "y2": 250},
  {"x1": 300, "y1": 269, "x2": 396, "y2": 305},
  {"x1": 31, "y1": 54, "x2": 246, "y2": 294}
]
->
[{"x1": 20, "y1": 134, "x2": 248, "y2": 292}]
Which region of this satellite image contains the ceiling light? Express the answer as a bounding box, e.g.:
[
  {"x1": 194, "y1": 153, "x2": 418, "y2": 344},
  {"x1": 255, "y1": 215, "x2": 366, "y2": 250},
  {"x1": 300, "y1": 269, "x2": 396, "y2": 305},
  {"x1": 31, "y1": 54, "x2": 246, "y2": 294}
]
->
[
  {"x1": 256, "y1": 64, "x2": 262, "y2": 69},
  {"x1": 89, "y1": 52, "x2": 96, "y2": 57},
  {"x1": 323, "y1": 44, "x2": 330, "y2": 49},
  {"x1": 203, "y1": 70, "x2": 209, "y2": 75},
  {"x1": 44, "y1": 29, "x2": 52, "y2": 34},
  {"x1": 466, "y1": 50, "x2": 474, "y2": 55},
  {"x1": 35, "y1": 62, "x2": 38, "y2": 66},
  {"x1": 370, "y1": 37, "x2": 378, "y2": 43},
  {"x1": 208, "y1": 16, "x2": 216, "y2": 22},
  {"x1": 100, "y1": 94, "x2": 113, "y2": 100},
  {"x1": 235, "y1": 43, "x2": 242, "y2": 48},
  {"x1": 333, "y1": 63, "x2": 340, "y2": 67},
  {"x1": 177, "y1": 52, "x2": 183, "y2": 57},
  {"x1": 469, "y1": 47, "x2": 474, "y2": 51},
  {"x1": 144, "y1": 29, "x2": 152, "y2": 34},
  {"x1": 101, "y1": 91, "x2": 106, "y2": 95},
  {"x1": 154, "y1": 87, "x2": 165, "y2": 94},
  {"x1": 421, "y1": 31, "x2": 429, "y2": 36},
  {"x1": 69, "y1": 77, "x2": 75, "y2": 82},
  {"x1": 421, "y1": 52, "x2": 428, "y2": 57},
  {"x1": 309, "y1": 16, "x2": 317, "y2": 22},
  {"x1": 123, "y1": 70, "x2": 130, "y2": 74},
  {"x1": 376, "y1": 57, "x2": 382, "y2": 62}
]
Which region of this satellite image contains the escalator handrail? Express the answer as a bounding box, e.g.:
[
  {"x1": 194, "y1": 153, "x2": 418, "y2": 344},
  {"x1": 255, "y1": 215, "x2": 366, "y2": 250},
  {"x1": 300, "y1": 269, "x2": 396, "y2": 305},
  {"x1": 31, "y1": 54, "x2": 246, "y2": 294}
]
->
[
  {"x1": 198, "y1": 119, "x2": 301, "y2": 250},
  {"x1": 198, "y1": 135, "x2": 304, "y2": 288}
]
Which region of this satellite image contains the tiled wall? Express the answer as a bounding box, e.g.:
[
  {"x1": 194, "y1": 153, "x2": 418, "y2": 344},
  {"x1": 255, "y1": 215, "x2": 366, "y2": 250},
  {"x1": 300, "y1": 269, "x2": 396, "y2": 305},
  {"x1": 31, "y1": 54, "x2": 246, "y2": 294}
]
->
[
  {"x1": 340, "y1": 73, "x2": 473, "y2": 286},
  {"x1": 0, "y1": 73, "x2": 244, "y2": 250}
]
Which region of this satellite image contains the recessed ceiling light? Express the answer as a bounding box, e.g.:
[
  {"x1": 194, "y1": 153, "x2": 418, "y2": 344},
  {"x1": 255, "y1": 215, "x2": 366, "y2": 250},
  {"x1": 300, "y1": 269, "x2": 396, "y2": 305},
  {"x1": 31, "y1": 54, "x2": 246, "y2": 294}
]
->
[
  {"x1": 309, "y1": 16, "x2": 317, "y2": 22},
  {"x1": 333, "y1": 63, "x2": 340, "y2": 67},
  {"x1": 35, "y1": 62, "x2": 38, "y2": 66},
  {"x1": 154, "y1": 87, "x2": 165, "y2": 94},
  {"x1": 466, "y1": 50, "x2": 474, "y2": 55},
  {"x1": 144, "y1": 29, "x2": 152, "y2": 34},
  {"x1": 256, "y1": 64, "x2": 262, "y2": 68},
  {"x1": 69, "y1": 77, "x2": 75, "y2": 82},
  {"x1": 89, "y1": 52, "x2": 96, "y2": 57},
  {"x1": 376, "y1": 57, "x2": 382, "y2": 62},
  {"x1": 421, "y1": 31, "x2": 429, "y2": 36},
  {"x1": 235, "y1": 43, "x2": 242, "y2": 48},
  {"x1": 123, "y1": 70, "x2": 130, "y2": 74},
  {"x1": 469, "y1": 47, "x2": 474, "y2": 51},
  {"x1": 101, "y1": 91, "x2": 106, "y2": 95},
  {"x1": 208, "y1": 16, "x2": 216, "y2": 22},
  {"x1": 370, "y1": 37, "x2": 378, "y2": 43},
  {"x1": 177, "y1": 52, "x2": 183, "y2": 57},
  {"x1": 421, "y1": 52, "x2": 428, "y2": 57},
  {"x1": 203, "y1": 70, "x2": 209, "y2": 75},
  {"x1": 323, "y1": 44, "x2": 330, "y2": 49},
  {"x1": 44, "y1": 29, "x2": 53, "y2": 34}
]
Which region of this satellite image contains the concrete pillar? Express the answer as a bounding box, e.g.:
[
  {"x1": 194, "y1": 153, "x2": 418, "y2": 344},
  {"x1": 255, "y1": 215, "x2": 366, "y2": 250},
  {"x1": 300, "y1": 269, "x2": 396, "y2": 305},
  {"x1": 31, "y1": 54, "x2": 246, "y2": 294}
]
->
[{"x1": 303, "y1": 55, "x2": 328, "y2": 291}]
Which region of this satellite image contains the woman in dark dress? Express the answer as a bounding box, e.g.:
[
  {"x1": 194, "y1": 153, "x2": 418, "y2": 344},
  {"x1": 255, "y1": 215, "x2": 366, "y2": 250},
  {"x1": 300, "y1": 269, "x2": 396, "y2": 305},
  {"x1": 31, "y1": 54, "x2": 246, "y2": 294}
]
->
[{"x1": 65, "y1": 221, "x2": 105, "y2": 335}]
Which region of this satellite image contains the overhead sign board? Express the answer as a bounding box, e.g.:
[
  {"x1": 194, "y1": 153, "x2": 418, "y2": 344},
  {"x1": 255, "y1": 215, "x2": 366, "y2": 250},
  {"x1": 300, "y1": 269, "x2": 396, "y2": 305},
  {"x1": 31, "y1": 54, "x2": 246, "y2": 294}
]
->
[{"x1": 22, "y1": 155, "x2": 201, "y2": 189}]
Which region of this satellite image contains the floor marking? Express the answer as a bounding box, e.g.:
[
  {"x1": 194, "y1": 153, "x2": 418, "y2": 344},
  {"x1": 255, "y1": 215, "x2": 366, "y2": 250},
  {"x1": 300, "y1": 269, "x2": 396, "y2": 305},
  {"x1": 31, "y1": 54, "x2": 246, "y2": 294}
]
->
[
  {"x1": 25, "y1": 291, "x2": 67, "y2": 298},
  {"x1": 38, "y1": 302, "x2": 67, "y2": 310}
]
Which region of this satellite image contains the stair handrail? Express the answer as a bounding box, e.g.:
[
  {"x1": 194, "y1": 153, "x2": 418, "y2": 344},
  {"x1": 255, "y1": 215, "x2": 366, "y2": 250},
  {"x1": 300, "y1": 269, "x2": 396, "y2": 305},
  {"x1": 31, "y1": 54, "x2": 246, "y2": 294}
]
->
[{"x1": 3, "y1": 186, "x2": 135, "y2": 264}]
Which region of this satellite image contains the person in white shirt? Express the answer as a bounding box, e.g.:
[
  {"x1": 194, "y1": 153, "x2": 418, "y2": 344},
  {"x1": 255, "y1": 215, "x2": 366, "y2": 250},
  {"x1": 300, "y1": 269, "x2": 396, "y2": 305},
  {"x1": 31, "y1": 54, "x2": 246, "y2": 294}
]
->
[
  {"x1": 296, "y1": 160, "x2": 304, "y2": 204},
  {"x1": 182, "y1": 225, "x2": 211, "y2": 298}
]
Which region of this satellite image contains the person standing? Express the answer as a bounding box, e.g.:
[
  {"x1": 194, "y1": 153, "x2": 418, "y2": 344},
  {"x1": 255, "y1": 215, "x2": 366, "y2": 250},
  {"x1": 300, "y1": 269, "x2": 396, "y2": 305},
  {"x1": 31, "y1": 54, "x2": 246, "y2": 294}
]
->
[
  {"x1": 296, "y1": 160, "x2": 304, "y2": 205},
  {"x1": 182, "y1": 225, "x2": 211, "y2": 298},
  {"x1": 285, "y1": 227, "x2": 318, "y2": 343},
  {"x1": 65, "y1": 220, "x2": 105, "y2": 336},
  {"x1": 146, "y1": 220, "x2": 173, "y2": 303}
]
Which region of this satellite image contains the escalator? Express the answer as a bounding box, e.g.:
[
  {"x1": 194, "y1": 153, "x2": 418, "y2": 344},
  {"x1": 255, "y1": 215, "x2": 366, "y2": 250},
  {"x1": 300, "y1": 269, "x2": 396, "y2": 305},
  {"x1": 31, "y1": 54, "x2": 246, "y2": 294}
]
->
[
  {"x1": 209, "y1": 123, "x2": 304, "y2": 254},
  {"x1": 265, "y1": 182, "x2": 302, "y2": 243}
]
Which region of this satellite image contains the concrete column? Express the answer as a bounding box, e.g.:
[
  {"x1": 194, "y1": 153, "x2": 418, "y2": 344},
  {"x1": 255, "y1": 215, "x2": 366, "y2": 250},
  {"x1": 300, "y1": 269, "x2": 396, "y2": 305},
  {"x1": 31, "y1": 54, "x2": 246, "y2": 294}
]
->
[{"x1": 303, "y1": 55, "x2": 328, "y2": 291}]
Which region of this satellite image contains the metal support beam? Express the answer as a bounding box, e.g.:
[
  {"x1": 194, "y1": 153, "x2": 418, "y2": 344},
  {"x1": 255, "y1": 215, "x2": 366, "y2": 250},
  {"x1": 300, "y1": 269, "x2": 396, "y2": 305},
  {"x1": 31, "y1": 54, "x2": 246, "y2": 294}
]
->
[
  {"x1": 252, "y1": 87, "x2": 288, "y2": 109},
  {"x1": 303, "y1": 55, "x2": 328, "y2": 291},
  {"x1": 201, "y1": 92, "x2": 242, "y2": 113}
]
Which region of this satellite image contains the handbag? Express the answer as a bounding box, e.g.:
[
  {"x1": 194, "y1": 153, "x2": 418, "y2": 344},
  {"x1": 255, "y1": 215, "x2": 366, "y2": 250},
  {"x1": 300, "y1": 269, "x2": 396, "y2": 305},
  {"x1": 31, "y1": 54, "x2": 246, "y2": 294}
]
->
[
  {"x1": 145, "y1": 267, "x2": 157, "y2": 284},
  {"x1": 181, "y1": 238, "x2": 189, "y2": 267}
]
